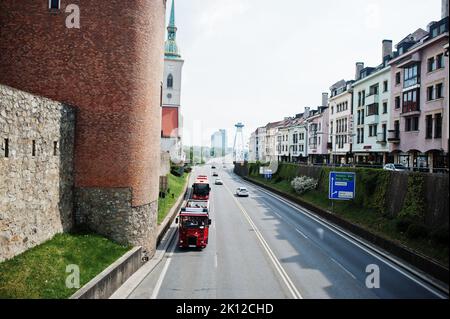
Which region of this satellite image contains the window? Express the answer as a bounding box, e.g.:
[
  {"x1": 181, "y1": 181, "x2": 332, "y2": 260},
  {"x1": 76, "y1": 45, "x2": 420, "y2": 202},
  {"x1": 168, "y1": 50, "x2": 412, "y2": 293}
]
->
[
  {"x1": 403, "y1": 64, "x2": 419, "y2": 88},
  {"x1": 49, "y1": 0, "x2": 60, "y2": 9},
  {"x1": 405, "y1": 118, "x2": 411, "y2": 132},
  {"x1": 395, "y1": 96, "x2": 401, "y2": 109},
  {"x1": 167, "y1": 74, "x2": 173, "y2": 88},
  {"x1": 402, "y1": 89, "x2": 419, "y2": 113},
  {"x1": 361, "y1": 128, "x2": 364, "y2": 144},
  {"x1": 395, "y1": 72, "x2": 401, "y2": 85},
  {"x1": 367, "y1": 103, "x2": 379, "y2": 116},
  {"x1": 32, "y1": 140, "x2": 36, "y2": 156},
  {"x1": 3, "y1": 138, "x2": 8, "y2": 158},
  {"x1": 428, "y1": 57, "x2": 436, "y2": 72},
  {"x1": 407, "y1": 116, "x2": 419, "y2": 131},
  {"x1": 383, "y1": 102, "x2": 388, "y2": 114},
  {"x1": 426, "y1": 115, "x2": 433, "y2": 139},
  {"x1": 435, "y1": 113, "x2": 442, "y2": 138},
  {"x1": 427, "y1": 86, "x2": 434, "y2": 101},
  {"x1": 437, "y1": 54, "x2": 444, "y2": 69},
  {"x1": 436, "y1": 83, "x2": 444, "y2": 99},
  {"x1": 53, "y1": 141, "x2": 58, "y2": 156},
  {"x1": 382, "y1": 124, "x2": 387, "y2": 142},
  {"x1": 362, "y1": 90, "x2": 366, "y2": 106},
  {"x1": 383, "y1": 81, "x2": 388, "y2": 92}
]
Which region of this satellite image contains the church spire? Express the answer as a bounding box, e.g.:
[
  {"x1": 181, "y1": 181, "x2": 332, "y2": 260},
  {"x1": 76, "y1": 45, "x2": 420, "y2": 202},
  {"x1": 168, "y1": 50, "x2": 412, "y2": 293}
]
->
[{"x1": 165, "y1": 0, "x2": 181, "y2": 59}]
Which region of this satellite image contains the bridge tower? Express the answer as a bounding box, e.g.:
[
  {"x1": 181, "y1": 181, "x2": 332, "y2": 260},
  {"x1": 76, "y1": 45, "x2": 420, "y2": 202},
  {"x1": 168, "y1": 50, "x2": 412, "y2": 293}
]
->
[{"x1": 233, "y1": 123, "x2": 245, "y2": 163}]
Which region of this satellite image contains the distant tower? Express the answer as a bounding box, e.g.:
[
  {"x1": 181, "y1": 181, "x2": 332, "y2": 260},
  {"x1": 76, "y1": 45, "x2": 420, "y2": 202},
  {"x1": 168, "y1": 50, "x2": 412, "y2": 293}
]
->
[
  {"x1": 233, "y1": 123, "x2": 245, "y2": 163},
  {"x1": 161, "y1": 0, "x2": 185, "y2": 163}
]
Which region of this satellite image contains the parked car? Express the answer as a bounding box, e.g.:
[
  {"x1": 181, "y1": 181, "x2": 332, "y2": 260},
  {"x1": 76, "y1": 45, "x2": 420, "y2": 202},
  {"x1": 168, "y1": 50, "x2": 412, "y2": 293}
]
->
[
  {"x1": 215, "y1": 179, "x2": 223, "y2": 185},
  {"x1": 236, "y1": 187, "x2": 249, "y2": 197},
  {"x1": 383, "y1": 163, "x2": 408, "y2": 171},
  {"x1": 212, "y1": 172, "x2": 219, "y2": 177}
]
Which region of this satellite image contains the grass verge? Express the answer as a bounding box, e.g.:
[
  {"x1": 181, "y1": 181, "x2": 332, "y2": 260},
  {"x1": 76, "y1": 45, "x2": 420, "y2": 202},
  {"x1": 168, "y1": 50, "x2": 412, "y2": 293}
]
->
[
  {"x1": 248, "y1": 176, "x2": 449, "y2": 266},
  {"x1": 0, "y1": 233, "x2": 130, "y2": 299},
  {"x1": 158, "y1": 172, "x2": 189, "y2": 224}
]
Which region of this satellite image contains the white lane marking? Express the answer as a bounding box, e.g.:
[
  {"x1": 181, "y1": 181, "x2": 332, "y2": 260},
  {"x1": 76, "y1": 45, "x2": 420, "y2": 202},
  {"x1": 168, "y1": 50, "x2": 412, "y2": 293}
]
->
[
  {"x1": 273, "y1": 211, "x2": 283, "y2": 219},
  {"x1": 151, "y1": 235, "x2": 177, "y2": 299},
  {"x1": 214, "y1": 254, "x2": 218, "y2": 269},
  {"x1": 222, "y1": 182, "x2": 303, "y2": 299},
  {"x1": 331, "y1": 257, "x2": 357, "y2": 280},
  {"x1": 243, "y1": 182, "x2": 448, "y2": 299},
  {"x1": 295, "y1": 228, "x2": 308, "y2": 239}
]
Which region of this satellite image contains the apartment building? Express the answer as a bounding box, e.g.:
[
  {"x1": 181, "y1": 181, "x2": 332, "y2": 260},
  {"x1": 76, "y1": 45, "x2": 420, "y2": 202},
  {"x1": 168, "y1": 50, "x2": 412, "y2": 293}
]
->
[
  {"x1": 388, "y1": 16, "x2": 449, "y2": 171},
  {"x1": 264, "y1": 121, "x2": 283, "y2": 163},
  {"x1": 328, "y1": 80, "x2": 354, "y2": 164},
  {"x1": 307, "y1": 100, "x2": 330, "y2": 164}
]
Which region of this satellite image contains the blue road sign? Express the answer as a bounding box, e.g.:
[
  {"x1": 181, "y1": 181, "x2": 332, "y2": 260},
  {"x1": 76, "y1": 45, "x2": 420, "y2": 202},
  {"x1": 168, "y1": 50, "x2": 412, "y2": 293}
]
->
[{"x1": 329, "y1": 172, "x2": 356, "y2": 200}]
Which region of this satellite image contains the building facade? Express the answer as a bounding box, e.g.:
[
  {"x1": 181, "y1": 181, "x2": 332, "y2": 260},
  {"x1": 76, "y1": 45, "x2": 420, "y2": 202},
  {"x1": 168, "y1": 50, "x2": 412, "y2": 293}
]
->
[
  {"x1": 388, "y1": 17, "x2": 449, "y2": 172},
  {"x1": 211, "y1": 129, "x2": 227, "y2": 157},
  {"x1": 328, "y1": 80, "x2": 354, "y2": 164},
  {"x1": 352, "y1": 40, "x2": 394, "y2": 166}
]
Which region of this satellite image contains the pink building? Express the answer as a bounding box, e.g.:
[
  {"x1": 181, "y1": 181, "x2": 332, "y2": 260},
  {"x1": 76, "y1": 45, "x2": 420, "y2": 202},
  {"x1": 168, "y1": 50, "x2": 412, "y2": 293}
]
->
[
  {"x1": 388, "y1": 16, "x2": 449, "y2": 172},
  {"x1": 307, "y1": 96, "x2": 330, "y2": 164}
]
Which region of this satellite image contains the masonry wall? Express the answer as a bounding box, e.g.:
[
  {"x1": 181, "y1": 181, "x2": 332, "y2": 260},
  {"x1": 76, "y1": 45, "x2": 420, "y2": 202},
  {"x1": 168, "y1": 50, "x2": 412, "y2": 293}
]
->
[
  {"x1": 0, "y1": 85, "x2": 75, "y2": 262},
  {"x1": 0, "y1": 1, "x2": 166, "y2": 256}
]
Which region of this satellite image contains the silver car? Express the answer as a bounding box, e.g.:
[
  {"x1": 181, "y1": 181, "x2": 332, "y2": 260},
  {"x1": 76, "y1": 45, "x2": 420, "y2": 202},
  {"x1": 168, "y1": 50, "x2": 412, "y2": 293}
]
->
[
  {"x1": 383, "y1": 163, "x2": 408, "y2": 171},
  {"x1": 236, "y1": 187, "x2": 249, "y2": 197}
]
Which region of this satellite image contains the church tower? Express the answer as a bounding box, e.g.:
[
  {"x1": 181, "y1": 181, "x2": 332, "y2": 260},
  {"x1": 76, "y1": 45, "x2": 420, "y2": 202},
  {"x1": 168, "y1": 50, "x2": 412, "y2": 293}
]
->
[{"x1": 161, "y1": 0, "x2": 185, "y2": 162}]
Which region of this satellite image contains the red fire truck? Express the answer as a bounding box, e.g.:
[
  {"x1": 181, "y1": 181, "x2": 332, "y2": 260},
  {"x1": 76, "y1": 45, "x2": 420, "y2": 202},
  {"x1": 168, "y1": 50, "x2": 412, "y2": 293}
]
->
[
  {"x1": 191, "y1": 176, "x2": 211, "y2": 200},
  {"x1": 176, "y1": 200, "x2": 211, "y2": 249}
]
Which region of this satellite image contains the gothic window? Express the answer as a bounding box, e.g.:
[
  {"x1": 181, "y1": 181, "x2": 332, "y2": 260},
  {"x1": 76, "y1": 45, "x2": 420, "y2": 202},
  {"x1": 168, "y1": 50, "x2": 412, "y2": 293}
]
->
[{"x1": 167, "y1": 74, "x2": 173, "y2": 89}]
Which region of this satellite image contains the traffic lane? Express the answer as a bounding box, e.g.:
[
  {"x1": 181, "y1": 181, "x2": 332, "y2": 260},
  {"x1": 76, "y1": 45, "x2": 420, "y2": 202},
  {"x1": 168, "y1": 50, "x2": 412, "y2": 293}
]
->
[
  {"x1": 221, "y1": 172, "x2": 374, "y2": 299},
  {"x1": 154, "y1": 166, "x2": 218, "y2": 298},
  {"x1": 146, "y1": 166, "x2": 289, "y2": 299},
  {"x1": 211, "y1": 178, "x2": 290, "y2": 299},
  {"x1": 223, "y1": 172, "x2": 442, "y2": 299}
]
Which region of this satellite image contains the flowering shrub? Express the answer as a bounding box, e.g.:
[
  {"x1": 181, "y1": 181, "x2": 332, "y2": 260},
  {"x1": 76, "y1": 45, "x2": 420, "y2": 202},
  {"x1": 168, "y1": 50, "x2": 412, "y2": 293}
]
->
[{"x1": 291, "y1": 176, "x2": 318, "y2": 194}]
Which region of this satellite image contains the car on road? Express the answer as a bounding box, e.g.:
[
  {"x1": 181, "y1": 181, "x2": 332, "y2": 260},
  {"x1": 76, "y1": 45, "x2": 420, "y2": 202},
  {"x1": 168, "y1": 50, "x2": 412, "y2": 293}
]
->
[
  {"x1": 212, "y1": 172, "x2": 219, "y2": 177},
  {"x1": 215, "y1": 179, "x2": 223, "y2": 185},
  {"x1": 211, "y1": 165, "x2": 216, "y2": 169},
  {"x1": 236, "y1": 187, "x2": 249, "y2": 197},
  {"x1": 383, "y1": 163, "x2": 408, "y2": 171}
]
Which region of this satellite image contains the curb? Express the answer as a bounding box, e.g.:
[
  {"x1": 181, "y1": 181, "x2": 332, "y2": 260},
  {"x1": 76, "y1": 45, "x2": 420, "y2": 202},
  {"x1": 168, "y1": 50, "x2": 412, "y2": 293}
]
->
[
  {"x1": 70, "y1": 246, "x2": 142, "y2": 299},
  {"x1": 156, "y1": 173, "x2": 190, "y2": 246},
  {"x1": 109, "y1": 174, "x2": 190, "y2": 299},
  {"x1": 243, "y1": 176, "x2": 449, "y2": 287}
]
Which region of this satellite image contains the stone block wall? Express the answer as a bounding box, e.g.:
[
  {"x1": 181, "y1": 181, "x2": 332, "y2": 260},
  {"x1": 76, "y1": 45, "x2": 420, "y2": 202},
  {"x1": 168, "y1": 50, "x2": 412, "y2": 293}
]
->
[
  {"x1": 74, "y1": 189, "x2": 157, "y2": 257},
  {"x1": 0, "y1": 85, "x2": 75, "y2": 261}
]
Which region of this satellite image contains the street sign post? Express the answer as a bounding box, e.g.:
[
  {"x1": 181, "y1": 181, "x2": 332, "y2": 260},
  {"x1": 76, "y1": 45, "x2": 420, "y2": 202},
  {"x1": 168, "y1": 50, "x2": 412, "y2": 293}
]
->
[{"x1": 329, "y1": 172, "x2": 356, "y2": 201}]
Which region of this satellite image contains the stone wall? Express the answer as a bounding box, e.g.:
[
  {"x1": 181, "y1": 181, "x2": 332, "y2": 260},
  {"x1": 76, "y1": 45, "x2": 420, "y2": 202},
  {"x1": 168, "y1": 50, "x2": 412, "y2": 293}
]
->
[
  {"x1": 74, "y1": 188, "x2": 157, "y2": 257},
  {"x1": 0, "y1": 85, "x2": 75, "y2": 261}
]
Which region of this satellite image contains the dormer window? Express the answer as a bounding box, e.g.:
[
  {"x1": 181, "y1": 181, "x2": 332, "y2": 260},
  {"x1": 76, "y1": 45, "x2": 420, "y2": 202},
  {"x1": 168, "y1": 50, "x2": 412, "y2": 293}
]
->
[
  {"x1": 167, "y1": 74, "x2": 173, "y2": 89},
  {"x1": 49, "y1": 0, "x2": 60, "y2": 10}
]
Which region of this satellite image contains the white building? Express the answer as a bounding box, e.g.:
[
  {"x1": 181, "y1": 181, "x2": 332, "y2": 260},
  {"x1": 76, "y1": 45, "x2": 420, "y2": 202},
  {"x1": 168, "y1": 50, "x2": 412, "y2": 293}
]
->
[
  {"x1": 352, "y1": 41, "x2": 393, "y2": 165},
  {"x1": 161, "y1": 0, "x2": 185, "y2": 164},
  {"x1": 328, "y1": 80, "x2": 354, "y2": 164},
  {"x1": 211, "y1": 129, "x2": 227, "y2": 157}
]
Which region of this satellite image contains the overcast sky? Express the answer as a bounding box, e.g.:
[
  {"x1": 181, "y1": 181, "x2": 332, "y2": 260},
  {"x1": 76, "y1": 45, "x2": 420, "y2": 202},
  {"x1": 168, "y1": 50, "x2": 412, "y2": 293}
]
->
[{"x1": 170, "y1": 0, "x2": 442, "y2": 147}]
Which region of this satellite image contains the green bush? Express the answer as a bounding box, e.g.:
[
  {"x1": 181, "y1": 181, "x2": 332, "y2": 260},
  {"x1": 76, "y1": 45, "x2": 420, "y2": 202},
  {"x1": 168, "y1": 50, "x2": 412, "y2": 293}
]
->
[
  {"x1": 399, "y1": 173, "x2": 425, "y2": 222},
  {"x1": 406, "y1": 223, "x2": 429, "y2": 239},
  {"x1": 431, "y1": 225, "x2": 449, "y2": 245},
  {"x1": 277, "y1": 163, "x2": 300, "y2": 181}
]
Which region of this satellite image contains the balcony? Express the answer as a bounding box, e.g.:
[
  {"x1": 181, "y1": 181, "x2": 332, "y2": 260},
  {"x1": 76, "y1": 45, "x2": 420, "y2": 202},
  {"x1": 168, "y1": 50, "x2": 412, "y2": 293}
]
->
[
  {"x1": 365, "y1": 94, "x2": 379, "y2": 106},
  {"x1": 403, "y1": 76, "x2": 420, "y2": 89},
  {"x1": 387, "y1": 130, "x2": 400, "y2": 143},
  {"x1": 402, "y1": 102, "x2": 420, "y2": 115},
  {"x1": 376, "y1": 133, "x2": 387, "y2": 144},
  {"x1": 366, "y1": 114, "x2": 379, "y2": 125}
]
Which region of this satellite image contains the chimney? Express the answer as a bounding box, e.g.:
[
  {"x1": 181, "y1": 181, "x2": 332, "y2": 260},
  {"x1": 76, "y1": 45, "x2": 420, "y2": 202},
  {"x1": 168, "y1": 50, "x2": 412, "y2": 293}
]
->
[
  {"x1": 355, "y1": 62, "x2": 364, "y2": 80},
  {"x1": 322, "y1": 93, "x2": 329, "y2": 107},
  {"x1": 443, "y1": 0, "x2": 449, "y2": 18},
  {"x1": 303, "y1": 107, "x2": 310, "y2": 119},
  {"x1": 382, "y1": 40, "x2": 393, "y2": 62}
]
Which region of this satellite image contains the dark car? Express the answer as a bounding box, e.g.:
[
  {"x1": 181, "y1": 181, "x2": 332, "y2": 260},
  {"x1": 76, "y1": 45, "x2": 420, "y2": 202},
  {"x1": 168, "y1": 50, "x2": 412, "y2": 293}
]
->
[{"x1": 212, "y1": 172, "x2": 218, "y2": 177}]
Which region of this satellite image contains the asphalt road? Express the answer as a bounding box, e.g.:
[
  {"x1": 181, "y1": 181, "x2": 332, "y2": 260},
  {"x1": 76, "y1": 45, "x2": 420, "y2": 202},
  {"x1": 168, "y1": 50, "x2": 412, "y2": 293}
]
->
[{"x1": 127, "y1": 165, "x2": 448, "y2": 299}]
